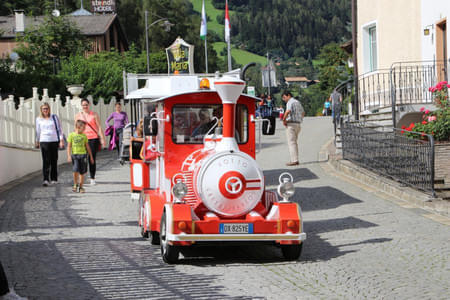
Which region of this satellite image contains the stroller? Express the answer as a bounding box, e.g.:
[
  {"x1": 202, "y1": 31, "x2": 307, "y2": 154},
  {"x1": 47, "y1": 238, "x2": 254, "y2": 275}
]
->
[{"x1": 119, "y1": 123, "x2": 134, "y2": 165}]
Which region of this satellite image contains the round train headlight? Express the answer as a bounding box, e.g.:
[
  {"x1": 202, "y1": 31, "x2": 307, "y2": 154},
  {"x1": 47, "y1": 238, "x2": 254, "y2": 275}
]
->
[
  {"x1": 277, "y1": 172, "x2": 295, "y2": 202},
  {"x1": 172, "y1": 180, "x2": 188, "y2": 200}
]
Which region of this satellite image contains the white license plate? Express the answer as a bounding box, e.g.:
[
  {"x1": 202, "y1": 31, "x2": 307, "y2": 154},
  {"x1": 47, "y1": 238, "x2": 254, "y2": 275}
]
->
[{"x1": 219, "y1": 223, "x2": 253, "y2": 234}]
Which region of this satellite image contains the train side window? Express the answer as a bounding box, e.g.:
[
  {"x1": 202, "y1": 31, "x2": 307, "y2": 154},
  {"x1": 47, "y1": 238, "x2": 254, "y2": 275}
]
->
[{"x1": 172, "y1": 104, "x2": 248, "y2": 144}]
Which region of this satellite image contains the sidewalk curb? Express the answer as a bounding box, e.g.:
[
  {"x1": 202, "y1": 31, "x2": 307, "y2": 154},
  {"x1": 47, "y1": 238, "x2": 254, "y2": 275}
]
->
[{"x1": 323, "y1": 139, "x2": 449, "y2": 218}]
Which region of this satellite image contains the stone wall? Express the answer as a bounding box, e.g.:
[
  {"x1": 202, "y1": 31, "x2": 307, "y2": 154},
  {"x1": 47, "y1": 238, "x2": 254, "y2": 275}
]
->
[{"x1": 435, "y1": 143, "x2": 450, "y2": 185}]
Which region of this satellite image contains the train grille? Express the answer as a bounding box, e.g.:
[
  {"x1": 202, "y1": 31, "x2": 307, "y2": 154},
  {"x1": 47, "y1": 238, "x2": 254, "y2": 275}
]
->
[{"x1": 183, "y1": 171, "x2": 197, "y2": 207}]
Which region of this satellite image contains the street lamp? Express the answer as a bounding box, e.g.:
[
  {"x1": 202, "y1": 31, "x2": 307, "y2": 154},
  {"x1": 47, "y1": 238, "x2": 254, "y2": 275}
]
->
[{"x1": 145, "y1": 10, "x2": 174, "y2": 73}]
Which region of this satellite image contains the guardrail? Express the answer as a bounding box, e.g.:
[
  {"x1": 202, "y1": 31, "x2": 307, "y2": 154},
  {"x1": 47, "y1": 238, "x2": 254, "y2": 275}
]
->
[
  {"x1": 358, "y1": 69, "x2": 391, "y2": 113},
  {"x1": 390, "y1": 60, "x2": 449, "y2": 125},
  {"x1": 341, "y1": 121, "x2": 435, "y2": 196}
]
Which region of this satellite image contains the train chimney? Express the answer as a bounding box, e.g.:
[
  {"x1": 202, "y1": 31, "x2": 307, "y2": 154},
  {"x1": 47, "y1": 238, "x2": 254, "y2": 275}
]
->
[{"x1": 215, "y1": 76, "x2": 245, "y2": 152}]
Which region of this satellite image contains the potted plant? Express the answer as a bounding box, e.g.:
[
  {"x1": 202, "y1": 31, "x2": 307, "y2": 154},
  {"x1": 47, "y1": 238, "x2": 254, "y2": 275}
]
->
[{"x1": 402, "y1": 81, "x2": 450, "y2": 185}]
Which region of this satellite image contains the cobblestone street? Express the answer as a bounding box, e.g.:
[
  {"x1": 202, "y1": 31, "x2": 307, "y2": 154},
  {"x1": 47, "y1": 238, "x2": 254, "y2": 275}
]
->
[{"x1": 0, "y1": 117, "x2": 449, "y2": 299}]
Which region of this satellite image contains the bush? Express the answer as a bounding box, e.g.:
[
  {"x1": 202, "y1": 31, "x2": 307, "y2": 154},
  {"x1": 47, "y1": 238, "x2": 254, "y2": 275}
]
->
[{"x1": 403, "y1": 81, "x2": 450, "y2": 141}]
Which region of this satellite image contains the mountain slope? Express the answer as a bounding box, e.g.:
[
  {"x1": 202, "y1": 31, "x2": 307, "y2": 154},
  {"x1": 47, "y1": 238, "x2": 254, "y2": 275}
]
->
[{"x1": 190, "y1": 0, "x2": 266, "y2": 66}]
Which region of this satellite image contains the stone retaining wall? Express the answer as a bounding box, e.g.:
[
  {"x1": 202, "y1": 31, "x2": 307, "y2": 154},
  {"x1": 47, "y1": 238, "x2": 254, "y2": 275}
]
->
[{"x1": 435, "y1": 143, "x2": 450, "y2": 185}]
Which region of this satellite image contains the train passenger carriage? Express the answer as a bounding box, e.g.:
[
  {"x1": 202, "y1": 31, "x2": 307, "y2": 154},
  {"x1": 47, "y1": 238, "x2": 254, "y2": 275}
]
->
[{"x1": 126, "y1": 72, "x2": 306, "y2": 263}]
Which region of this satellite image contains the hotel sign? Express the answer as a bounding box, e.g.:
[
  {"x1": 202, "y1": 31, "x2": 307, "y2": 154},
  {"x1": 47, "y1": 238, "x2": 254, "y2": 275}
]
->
[
  {"x1": 91, "y1": 0, "x2": 116, "y2": 13},
  {"x1": 166, "y1": 37, "x2": 194, "y2": 74}
]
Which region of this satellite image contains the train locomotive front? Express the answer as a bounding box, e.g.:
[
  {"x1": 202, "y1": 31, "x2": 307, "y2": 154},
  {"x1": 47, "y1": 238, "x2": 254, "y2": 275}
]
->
[{"x1": 131, "y1": 75, "x2": 306, "y2": 263}]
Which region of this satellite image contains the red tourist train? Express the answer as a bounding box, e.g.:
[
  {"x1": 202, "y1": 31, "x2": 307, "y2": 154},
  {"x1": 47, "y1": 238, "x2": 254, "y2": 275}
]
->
[{"x1": 125, "y1": 73, "x2": 306, "y2": 263}]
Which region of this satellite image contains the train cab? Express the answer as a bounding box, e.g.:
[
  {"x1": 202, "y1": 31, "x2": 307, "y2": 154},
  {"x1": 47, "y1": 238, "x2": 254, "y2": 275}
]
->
[{"x1": 126, "y1": 73, "x2": 306, "y2": 263}]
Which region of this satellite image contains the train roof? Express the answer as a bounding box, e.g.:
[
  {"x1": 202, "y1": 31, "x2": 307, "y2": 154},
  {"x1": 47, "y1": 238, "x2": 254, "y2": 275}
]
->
[{"x1": 125, "y1": 73, "x2": 260, "y2": 103}]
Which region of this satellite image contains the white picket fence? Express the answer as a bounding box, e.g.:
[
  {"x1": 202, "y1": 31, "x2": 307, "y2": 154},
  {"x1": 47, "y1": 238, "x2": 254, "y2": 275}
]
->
[{"x1": 0, "y1": 87, "x2": 132, "y2": 149}]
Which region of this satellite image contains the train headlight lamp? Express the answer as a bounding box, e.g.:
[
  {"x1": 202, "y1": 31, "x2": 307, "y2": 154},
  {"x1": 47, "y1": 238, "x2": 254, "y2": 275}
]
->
[
  {"x1": 172, "y1": 174, "x2": 188, "y2": 202},
  {"x1": 277, "y1": 172, "x2": 295, "y2": 202}
]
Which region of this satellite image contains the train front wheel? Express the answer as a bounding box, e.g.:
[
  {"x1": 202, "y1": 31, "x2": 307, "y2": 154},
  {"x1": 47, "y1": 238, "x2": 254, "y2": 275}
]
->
[
  {"x1": 281, "y1": 243, "x2": 303, "y2": 260},
  {"x1": 160, "y1": 211, "x2": 179, "y2": 264}
]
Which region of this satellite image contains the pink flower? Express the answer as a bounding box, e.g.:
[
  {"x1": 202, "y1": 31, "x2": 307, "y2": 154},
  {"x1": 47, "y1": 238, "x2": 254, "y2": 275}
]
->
[
  {"x1": 427, "y1": 116, "x2": 436, "y2": 122},
  {"x1": 447, "y1": 84, "x2": 450, "y2": 88},
  {"x1": 420, "y1": 107, "x2": 425, "y2": 112},
  {"x1": 425, "y1": 109, "x2": 430, "y2": 114}
]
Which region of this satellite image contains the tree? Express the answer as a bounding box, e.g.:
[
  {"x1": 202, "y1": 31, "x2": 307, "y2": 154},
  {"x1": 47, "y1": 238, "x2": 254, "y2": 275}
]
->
[
  {"x1": 15, "y1": 16, "x2": 89, "y2": 74},
  {"x1": 316, "y1": 42, "x2": 351, "y2": 93},
  {"x1": 57, "y1": 46, "x2": 167, "y2": 100}
]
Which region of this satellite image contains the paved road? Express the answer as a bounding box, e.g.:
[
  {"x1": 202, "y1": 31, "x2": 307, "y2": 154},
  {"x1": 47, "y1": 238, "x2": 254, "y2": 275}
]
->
[{"x1": 0, "y1": 117, "x2": 449, "y2": 299}]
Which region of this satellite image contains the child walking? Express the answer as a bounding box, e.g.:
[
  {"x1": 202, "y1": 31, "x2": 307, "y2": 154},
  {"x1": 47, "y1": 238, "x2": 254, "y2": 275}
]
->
[{"x1": 67, "y1": 120, "x2": 94, "y2": 193}]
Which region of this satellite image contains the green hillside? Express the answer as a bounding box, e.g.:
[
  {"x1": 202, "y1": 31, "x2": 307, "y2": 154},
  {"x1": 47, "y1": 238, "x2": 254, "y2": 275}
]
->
[
  {"x1": 213, "y1": 42, "x2": 267, "y2": 66},
  {"x1": 190, "y1": 0, "x2": 266, "y2": 66},
  {"x1": 190, "y1": 0, "x2": 225, "y2": 37}
]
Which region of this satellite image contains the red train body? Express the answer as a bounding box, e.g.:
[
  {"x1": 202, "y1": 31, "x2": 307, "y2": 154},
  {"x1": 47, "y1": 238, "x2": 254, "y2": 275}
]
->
[{"x1": 126, "y1": 74, "x2": 306, "y2": 263}]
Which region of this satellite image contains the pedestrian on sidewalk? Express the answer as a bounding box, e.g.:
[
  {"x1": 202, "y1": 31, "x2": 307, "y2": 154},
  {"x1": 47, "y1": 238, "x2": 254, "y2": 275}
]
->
[
  {"x1": 281, "y1": 91, "x2": 305, "y2": 166},
  {"x1": 331, "y1": 89, "x2": 343, "y2": 125},
  {"x1": 35, "y1": 102, "x2": 65, "y2": 186},
  {"x1": 75, "y1": 99, "x2": 106, "y2": 186},
  {"x1": 0, "y1": 260, "x2": 27, "y2": 299},
  {"x1": 323, "y1": 97, "x2": 331, "y2": 116},
  {"x1": 105, "y1": 102, "x2": 129, "y2": 157},
  {"x1": 67, "y1": 120, "x2": 94, "y2": 193}
]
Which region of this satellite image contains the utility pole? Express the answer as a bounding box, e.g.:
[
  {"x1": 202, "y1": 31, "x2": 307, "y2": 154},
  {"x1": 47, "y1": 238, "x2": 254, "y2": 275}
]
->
[
  {"x1": 352, "y1": 0, "x2": 359, "y2": 120},
  {"x1": 266, "y1": 52, "x2": 271, "y2": 96},
  {"x1": 145, "y1": 10, "x2": 150, "y2": 74}
]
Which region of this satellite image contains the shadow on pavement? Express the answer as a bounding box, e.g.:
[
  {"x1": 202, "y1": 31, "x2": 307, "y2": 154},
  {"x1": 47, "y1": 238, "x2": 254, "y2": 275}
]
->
[
  {"x1": 264, "y1": 168, "x2": 318, "y2": 186},
  {"x1": 291, "y1": 186, "x2": 363, "y2": 212},
  {"x1": 1, "y1": 237, "x2": 248, "y2": 299}
]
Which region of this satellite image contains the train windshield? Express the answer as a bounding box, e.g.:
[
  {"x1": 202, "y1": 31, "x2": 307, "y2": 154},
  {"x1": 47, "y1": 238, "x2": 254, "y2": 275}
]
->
[{"x1": 172, "y1": 104, "x2": 248, "y2": 144}]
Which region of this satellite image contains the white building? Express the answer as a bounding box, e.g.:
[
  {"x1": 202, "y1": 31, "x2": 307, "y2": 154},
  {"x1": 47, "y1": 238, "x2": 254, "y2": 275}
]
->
[{"x1": 356, "y1": 0, "x2": 449, "y2": 126}]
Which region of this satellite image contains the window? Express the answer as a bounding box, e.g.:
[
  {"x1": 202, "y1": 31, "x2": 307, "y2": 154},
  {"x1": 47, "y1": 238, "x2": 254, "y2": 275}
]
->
[
  {"x1": 363, "y1": 23, "x2": 378, "y2": 72},
  {"x1": 369, "y1": 26, "x2": 377, "y2": 72},
  {"x1": 172, "y1": 104, "x2": 248, "y2": 144}
]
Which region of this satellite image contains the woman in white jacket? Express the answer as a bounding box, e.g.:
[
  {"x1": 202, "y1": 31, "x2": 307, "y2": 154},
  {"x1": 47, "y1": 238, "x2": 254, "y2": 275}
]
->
[{"x1": 35, "y1": 102, "x2": 64, "y2": 186}]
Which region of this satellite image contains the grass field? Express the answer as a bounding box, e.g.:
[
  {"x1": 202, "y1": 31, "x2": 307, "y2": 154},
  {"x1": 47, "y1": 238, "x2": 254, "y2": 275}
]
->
[{"x1": 213, "y1": 42, "x2": 267, "y2": 66}]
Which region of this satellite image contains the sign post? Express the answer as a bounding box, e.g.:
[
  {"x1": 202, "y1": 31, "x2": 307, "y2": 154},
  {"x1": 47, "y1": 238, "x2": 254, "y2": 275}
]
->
[
  {"x1": 165, "y1": 37, "x2": 195, "y2": 74},
  {"x1": 247, "y1": 86, "x2": 255, "y2": 97}
]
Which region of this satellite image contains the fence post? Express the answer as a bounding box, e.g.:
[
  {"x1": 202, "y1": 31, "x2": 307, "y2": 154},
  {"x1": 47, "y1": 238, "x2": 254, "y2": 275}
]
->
[
  {"x1": 42, "y1": 88, "x2": 49, "y2": 102},
  {"x1": 7, "y1": 95, "x2": 15, "y2": 145},
  {"x1": 0, "y1": 96, "x2": 4, "y2": 144},
  {"x1": 31, "y1": 88, "x2": 39, "y2": 145},
  {"x1": 19, "y1": 97, "x2": 25, "y2": 147}
]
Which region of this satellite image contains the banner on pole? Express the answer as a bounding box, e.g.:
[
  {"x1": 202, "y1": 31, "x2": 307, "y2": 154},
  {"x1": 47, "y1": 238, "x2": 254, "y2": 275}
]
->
[
  {"x1": 165, "y1": 37, "x2": 195, "y2": 74},
  {"x1": 261, "y1": 61, "x2": 277, "y2": 87}
]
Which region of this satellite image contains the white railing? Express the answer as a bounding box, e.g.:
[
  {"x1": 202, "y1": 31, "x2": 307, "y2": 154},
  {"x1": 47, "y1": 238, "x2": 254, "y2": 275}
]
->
[{"x1": 0, "y1": 87, "x2": 132, "y2": 149}]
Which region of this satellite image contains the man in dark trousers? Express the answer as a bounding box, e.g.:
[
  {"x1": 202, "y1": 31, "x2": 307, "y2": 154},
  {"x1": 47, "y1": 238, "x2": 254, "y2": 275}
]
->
[{"x1": 0, "y1": 260, "x2": 26, "y2": 299}]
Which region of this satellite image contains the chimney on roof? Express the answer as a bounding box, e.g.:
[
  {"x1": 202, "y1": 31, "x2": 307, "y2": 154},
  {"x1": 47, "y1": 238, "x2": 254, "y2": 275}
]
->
[{"x1": 14, "y1": 10, "x2": 25, "y2": 33}]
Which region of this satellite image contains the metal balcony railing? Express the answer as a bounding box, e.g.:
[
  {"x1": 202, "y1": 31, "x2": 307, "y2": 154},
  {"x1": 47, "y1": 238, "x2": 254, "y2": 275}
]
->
[{"x1": 356, "y1": 60, "x2": 450, "y2": 119}]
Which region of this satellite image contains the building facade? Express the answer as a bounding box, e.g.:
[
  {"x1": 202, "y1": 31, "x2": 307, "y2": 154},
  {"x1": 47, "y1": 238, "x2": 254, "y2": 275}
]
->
[{"x1": 356, "y1": 0, "x2": 449, "y2": 126}]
